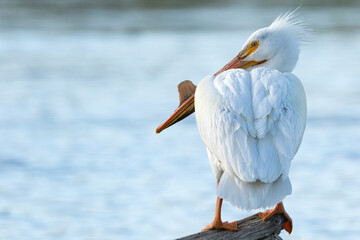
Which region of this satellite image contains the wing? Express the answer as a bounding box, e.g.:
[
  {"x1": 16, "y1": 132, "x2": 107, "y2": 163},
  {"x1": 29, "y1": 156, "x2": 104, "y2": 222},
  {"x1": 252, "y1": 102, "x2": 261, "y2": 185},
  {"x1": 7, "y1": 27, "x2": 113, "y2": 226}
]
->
[{"x1": 196, "y1": 68, "x2": 306, "y2": 183}]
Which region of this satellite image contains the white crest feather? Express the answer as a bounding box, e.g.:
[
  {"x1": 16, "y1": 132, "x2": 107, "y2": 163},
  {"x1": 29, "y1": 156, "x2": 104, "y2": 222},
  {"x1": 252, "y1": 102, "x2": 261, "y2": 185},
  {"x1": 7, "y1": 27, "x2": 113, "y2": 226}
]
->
[{"x1": 269, "y1": 8, "x2": 311, "y2": 46}]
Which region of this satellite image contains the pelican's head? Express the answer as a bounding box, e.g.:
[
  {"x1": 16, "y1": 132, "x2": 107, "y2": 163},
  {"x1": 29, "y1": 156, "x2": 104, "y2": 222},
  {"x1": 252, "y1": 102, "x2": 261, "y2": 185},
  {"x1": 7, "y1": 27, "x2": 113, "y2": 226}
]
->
[{"x1": 215, "y1": 11, "x2": 308, "y2": 75}]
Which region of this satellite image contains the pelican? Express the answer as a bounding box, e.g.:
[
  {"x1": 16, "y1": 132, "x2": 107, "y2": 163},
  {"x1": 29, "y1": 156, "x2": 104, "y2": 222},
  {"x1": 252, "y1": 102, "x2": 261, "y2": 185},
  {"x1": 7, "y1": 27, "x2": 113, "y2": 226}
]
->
[{"x1": 156, "y1": 11, "x2": 307, "y2": 234}]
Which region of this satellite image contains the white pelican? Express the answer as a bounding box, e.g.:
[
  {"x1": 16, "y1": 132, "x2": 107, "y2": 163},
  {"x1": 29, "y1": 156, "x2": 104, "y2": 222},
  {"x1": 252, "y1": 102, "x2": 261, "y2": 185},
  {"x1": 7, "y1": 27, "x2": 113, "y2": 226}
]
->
[{"x1": 156, "y1": 11, "x2": 307, "y2": 234}]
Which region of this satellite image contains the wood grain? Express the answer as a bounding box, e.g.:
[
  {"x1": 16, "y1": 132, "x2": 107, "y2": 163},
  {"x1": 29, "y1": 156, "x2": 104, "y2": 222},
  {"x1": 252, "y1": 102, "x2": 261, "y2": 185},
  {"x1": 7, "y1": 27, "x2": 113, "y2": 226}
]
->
[{"x1": 177, "y1": 214, "x2": 286, "y2": 240}]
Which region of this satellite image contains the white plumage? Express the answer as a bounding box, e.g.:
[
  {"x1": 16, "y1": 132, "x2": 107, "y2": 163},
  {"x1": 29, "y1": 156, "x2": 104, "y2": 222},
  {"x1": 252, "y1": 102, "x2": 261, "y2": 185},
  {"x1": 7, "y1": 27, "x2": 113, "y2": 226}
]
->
[
  {"x1": 194, "y1": 12, "x2": 307, "y2": 211},
  {"x1": 195, "y1": 68, "x2": 306, "y2": 210}
]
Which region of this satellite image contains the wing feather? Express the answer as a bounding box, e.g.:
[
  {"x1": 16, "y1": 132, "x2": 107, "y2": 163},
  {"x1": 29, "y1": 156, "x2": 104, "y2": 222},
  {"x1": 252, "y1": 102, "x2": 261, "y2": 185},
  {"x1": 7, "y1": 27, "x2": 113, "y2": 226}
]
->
[{"x1": 196, "y1": 68, "x2": 306, "y2": 184}]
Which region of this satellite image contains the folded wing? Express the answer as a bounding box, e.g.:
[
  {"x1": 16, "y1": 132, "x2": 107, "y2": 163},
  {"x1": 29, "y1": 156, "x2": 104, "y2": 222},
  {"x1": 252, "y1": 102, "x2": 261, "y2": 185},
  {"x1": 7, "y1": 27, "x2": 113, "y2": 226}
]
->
[{"x1": 202, "y1": 68, "x2": 306, "y2": 183}]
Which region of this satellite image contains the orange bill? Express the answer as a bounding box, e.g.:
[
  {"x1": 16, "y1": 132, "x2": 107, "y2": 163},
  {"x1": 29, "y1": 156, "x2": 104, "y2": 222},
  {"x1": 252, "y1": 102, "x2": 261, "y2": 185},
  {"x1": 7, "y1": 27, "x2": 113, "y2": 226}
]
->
[{"x1": 156, "y1": 81, "x2": 196, "y2": 134}]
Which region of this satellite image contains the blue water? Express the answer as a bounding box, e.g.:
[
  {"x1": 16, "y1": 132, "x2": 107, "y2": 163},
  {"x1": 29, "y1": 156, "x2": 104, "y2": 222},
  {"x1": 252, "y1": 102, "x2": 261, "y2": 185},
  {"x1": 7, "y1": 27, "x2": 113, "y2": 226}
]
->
[{"x1": 0, "y1": 1, "x2": 360, "y2": 239}]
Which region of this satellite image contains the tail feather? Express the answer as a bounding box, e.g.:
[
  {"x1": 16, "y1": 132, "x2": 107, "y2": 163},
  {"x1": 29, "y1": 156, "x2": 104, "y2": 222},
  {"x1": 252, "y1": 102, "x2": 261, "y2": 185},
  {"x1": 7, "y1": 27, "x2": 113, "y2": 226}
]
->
[{"x1": 217, "y1": 171, "x2": 292, "y2": 210}]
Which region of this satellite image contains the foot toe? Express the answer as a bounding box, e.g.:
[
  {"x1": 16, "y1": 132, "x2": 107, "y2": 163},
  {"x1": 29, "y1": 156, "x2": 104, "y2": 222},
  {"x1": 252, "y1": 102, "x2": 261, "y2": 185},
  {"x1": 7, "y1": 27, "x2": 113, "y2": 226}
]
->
[
  {"x1": 201, "y1": 220, "x2": 238, "y2": 231},
  {"x1": 223, "y1": 221, "x2": 238, "y2": 231},
  {"x1": 283, "y1": 220, "x2": 293, "y2": 234},
  {"x1": 257, "y1": 211, "x2": 272, "y2": 221},
  {"x1": 201, "y1": 224, "x2": 212, "y2": 231}
]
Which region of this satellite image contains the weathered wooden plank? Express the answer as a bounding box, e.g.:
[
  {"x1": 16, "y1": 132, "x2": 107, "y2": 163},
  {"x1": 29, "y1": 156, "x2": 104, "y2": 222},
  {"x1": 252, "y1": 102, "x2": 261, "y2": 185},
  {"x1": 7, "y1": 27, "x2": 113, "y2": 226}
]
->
[{"x1": 177, "y1": 214, "x2": 286, "y2": 240}]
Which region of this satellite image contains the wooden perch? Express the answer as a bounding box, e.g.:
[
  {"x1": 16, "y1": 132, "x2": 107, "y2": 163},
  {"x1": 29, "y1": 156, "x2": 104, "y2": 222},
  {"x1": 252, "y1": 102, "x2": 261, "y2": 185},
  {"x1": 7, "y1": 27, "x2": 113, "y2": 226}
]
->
[{"x1": 177, "y1": 214, "x2": 287, "y2": 240}]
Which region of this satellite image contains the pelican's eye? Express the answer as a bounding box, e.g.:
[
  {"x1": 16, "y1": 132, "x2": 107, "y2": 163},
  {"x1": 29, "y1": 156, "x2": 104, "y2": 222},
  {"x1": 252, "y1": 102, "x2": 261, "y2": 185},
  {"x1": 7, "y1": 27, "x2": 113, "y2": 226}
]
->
[
  {"x1": 240, "y1": 40, "x2": 260, "y2": 59},
  {"x1": 250, "y1": 41, "x2": 259, "y2": 48}
]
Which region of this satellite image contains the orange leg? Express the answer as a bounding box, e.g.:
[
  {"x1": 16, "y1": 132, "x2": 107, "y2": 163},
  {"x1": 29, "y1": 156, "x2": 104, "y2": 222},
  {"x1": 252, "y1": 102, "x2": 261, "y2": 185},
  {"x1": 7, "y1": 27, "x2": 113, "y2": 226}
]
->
[
  {"x1": 258, "y1": 202, "x2": 293, "y2": 234},
  {"x1": 201, "y1": 181, "x2": 238, "y2": 231}
]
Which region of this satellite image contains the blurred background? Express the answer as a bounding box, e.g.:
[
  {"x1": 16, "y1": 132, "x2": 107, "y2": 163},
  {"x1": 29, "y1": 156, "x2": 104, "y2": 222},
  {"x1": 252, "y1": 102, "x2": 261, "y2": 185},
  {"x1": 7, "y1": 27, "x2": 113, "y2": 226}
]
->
[{"x1": 0, "y1": 0, "x2": 360, "y2": 239}]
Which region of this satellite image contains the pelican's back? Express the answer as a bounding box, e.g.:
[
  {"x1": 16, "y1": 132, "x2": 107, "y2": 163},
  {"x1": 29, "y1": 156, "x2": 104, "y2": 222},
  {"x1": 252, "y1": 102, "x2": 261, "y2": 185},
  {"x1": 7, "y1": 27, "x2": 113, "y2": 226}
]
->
[{"x1": 195, "y1": 68, "x2": 306, "y2": 210}]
